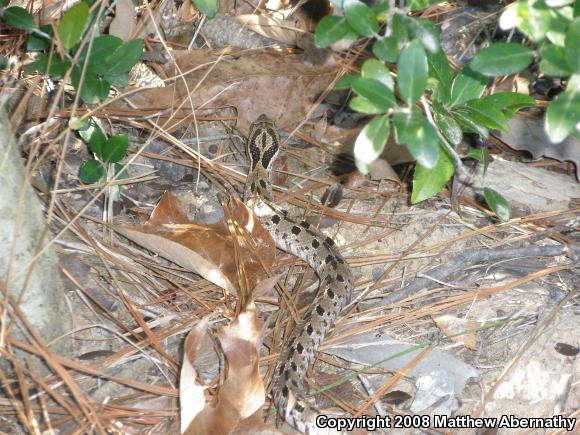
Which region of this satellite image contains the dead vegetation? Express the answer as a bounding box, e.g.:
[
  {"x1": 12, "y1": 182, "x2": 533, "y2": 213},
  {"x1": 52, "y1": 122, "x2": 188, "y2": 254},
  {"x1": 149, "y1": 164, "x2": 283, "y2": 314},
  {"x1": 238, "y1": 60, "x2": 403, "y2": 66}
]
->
[{"x1": 0, "y1": 0, "x2": 578, "y2": 434}]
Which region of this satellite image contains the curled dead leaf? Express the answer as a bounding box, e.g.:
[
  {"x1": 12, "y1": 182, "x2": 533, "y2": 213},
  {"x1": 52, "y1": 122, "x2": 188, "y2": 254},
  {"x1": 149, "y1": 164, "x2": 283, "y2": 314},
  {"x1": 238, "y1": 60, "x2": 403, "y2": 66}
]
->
[
  {"x1": 181, "y1": 303, "x2": 277, "y2": 434},
  {"x1": 116, "y1": 192, "x2": 275, "y2": 295}
]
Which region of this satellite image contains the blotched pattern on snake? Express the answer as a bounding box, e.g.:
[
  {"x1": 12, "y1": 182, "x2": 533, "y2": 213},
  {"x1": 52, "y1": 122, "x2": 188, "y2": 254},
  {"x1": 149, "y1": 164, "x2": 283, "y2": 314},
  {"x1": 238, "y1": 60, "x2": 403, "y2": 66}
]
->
[{"x1": 244, "y1": 115, "x2": 353, "y2": 433}]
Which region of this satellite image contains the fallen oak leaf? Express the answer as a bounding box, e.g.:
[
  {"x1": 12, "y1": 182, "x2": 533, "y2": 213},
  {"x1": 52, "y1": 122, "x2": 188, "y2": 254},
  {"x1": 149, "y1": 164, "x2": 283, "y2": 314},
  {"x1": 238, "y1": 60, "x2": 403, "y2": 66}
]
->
[
  {"x1": 182, "y1": 301, "x2": 278, "y2": 434},
  {"x1": 116, "y1": 192, "x2": 275, "y2": 294}
]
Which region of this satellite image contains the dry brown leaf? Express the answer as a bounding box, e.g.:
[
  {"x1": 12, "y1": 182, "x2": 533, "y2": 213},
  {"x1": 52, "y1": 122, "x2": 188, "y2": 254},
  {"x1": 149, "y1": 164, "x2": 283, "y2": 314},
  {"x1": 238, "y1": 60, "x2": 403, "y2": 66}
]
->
[
  {"x1": 113, "y1": 49, "x2": 338, "y2": 133},
  {"x1": 109, "y1": 0, "x2": 137, "y2": 41},
  {"x1": 432, "y1": 314, "x2": 478, "y2": 350},
  {"x1": 182, "y1": 302, "x2": 275, "y2": 434},
  {"x1": 497, "y1": 116, "x2": 580, "y2": 180},
  {"x1": 116, "y1": 192, "x2": 275, "y2": 294},
  {"x1": 232, "y1": 14, "x2": 303, "y2": 46}
]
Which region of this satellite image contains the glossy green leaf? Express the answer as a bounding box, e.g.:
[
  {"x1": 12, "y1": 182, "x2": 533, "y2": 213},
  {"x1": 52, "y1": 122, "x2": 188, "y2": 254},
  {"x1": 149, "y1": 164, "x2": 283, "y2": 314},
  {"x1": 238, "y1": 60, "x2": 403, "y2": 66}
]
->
[
  {"x1": 483, "y1": 187, "x2": 511, "y2": 222},
  {"x1": 315, "y1": 16, "x2": 353, "y2": 48},
  {"x1": 351, "y1": 77, "x2": 396, "y2": 112},
  {"x1": 192, "y1": 0, "x2": 217, "y2": 18},
  {"x1": 58, "y1": 2, "x2": 89, "y2": 49},
  {"x1": 434, "y1": 108, "x2": 463, "y2": 146},
  {"x1": 71, "y1": 68, "x2": 110, "y2": 104},
  {"x1": 427, "y1": 49, "x2": 453, "y2": 104},
  {"x1": 335, "y1": 73, "x2": 358, "y2": 90},
  {"x1": 349, "y1": 96, "x2": 386, "y2": 114},
  {"x1": 539, "y1": 44, "x2": 573, "y2": 76},
  {"x1": 405, "y1": 16, "x2": 440, "y2": 53},
  {"x1": 25, "y1": 53, "x2": 71, "y2": 78},
  {"x1": 565, "y1": 17, "x2": 580, "y2": 72},
  {"x1": 546, "y1": 5, "x2": 574, "y2": 46},
  {"x1": 470, "y1": 43, "x2": 534, "y2": 77},
  {"x1": 80, "y1": 35, "x2": 123, "y2": 75},
  {"x1": 455, "y1": 99, "x2": 508, "y2": 131},
  {"x1": 372, "y1": 37, "x2": 399, "y2": 63},
  {"x1": 361, "y1": 59, "x2": 393, "y2": 90},
  {"x1": 545, "y1": 76, "x2": 580, "y2": 142},
  {"x1": 448, "y1": 66, "x2": 487, "y2": 107},
  {"x1": 2, "y1": 7, "x2": 35, "y2": 30},
  {"x1": 344, "y1": 0, "x2": 378, "y2": 37},
  {"x1": 79, "y1": 159, "x2": 106, "y2": 184},
  {"x1": 105, "y1": 39, "x2": 144, "y2": 75},
  {"x1": 520, "y1": 0, "x2": 553, "y2": 41},
  {"x1": 102, "y1": 134, "x2": 129, "y2": 163},
  {"x1": 398, "y1": 40, "x2": 428, "y2": 105},
  {"x1": 354, "y1": 115, "x2": 391, "y2": 173},
  {"x1": 482, "y1": 92, "x2": 536, "y2": 118},
  {"x1": 450, "y1": 109, "x2": 489, "y2": 138},
  {"x1": 411, "y1": 147, "x2": 454, "y2": 203},
  {"x1": 393, "y1": 110, "x2": 440, "y2": 169},
  {"x1": 0, "y1": 55, "x2": 8, "y2": 69},
  {"x1": 27, "y1": 25, "x2": 53, "y2": 50},
  {"x1": 89, "y1": 127, "x2": 107, "y2": 160}
]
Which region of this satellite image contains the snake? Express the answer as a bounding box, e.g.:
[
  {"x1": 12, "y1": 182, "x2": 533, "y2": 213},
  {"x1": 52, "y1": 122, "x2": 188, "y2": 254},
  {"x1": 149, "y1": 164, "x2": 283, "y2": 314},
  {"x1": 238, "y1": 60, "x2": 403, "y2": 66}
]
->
[{"x1": 244, "y1": 115, "x2": 354, "y2": 433}]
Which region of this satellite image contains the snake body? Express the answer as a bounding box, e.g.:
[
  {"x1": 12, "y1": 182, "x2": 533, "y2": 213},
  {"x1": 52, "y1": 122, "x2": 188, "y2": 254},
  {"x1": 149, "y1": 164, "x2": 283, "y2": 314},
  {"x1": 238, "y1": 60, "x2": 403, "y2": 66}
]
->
[{"x1": 245, "y1": 115, "x2": 353, "y2": 433}]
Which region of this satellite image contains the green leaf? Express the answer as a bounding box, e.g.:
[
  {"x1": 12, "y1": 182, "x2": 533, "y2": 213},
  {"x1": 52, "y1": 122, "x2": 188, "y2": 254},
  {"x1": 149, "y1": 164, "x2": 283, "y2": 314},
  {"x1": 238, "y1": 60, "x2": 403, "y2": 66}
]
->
[
  {"x1": 349, "y1": 96, "x2": 386, "y2": 114},
  {"x1": 448, "y1": 66, "x2": 488, "y2": 107},
  {"x1": 0, "y1": 55, "x2": 8, "y2": 69},
  {"x1": 546, "y1": 6, "x2": 574, "y2": 46},
  {"x1": 354, "y1": 115, "x2": 390, "y2": 173},
  {"x1": 455, "y1": 99, "x2": 508, "y2": 131},
  {"x1": 80, "y1": 36, "x2": 124, "y2": 75},
  {"x1": 335, "y1": 73, "x2": 358, "y2": 90},
  {"x1": 114, "y1": 163, "x2": 129, "y2": 180},
  {"x1": 104, "y1": 72, "x2": 129, "y2": 88},
  {"x1": 58, "y1": 2, "x2": 89, "y2": 49},
  {"x1": 315, "y1": 16, "x2": 353, "y2": 48},
  {"x1": 467, "y1": 147, "x2": 490, "y2": 175},
  {"x1": 393, "y1": 109, "x2": 440, "y2": 169},
  {"x1": 434, "y1": 108, "x2": 463, "y2": 146},
  {"x1": 397, "y1": 40, "x2": 428, "y2": 105},
  {"x1": 405, "y1": 17, "x2": 440, "y2": 53},
  {"x1": 539, "y1": 44, "x2": 573, "y2": 76},
  {"x1": 27, "y1": 25, "x2": 53, "y2": 50},
  {"x1": 545, "y1": 75, "x2": 580, "y2": 142},
  {"x1": 482, "y1": 92, "x2": 536, "y2": 118},
  {"x1": 565, "y1": 17, "x2": 580, "y2": 72},
  {"x1": 2, "y1": 7, "x2": 36, "y2": 30},
  {"x1": 361, "y1": 59, "x2": 393, "y2": 90},
  {"x1": 427, "y1": 49, "x2": 453, "y2": 104},
  {"x1": 351, "y1": 77, "x2": 396, "y2": 112},
  {"x1": 520, "y1": 0, "x2": 553, "y2": 41},
  {"x1": 344, "y1": 0, "x2": 378, "y2": 37},
  {"x1": 0, "y1": 0, "x2": 9, "y2": 7},
  {"x1": 25, "y1": 53, "x2": 71, "y2": 78},
  {"x1": 411, "y1": 147, "x2": 454, "y2": 203},
  {"x1": 89, "y1": 127, "x2": 107, "y2": 159},
  {"x1": 192, "y1": 0, "x2": 217, "y2": 18},
  {"x1": 450, "y1": 110, "x2": 489, "y2": 138},
  {"x1": 483, "y1": 187, "x2": 511, "y2": 222},
  {"x1": 71, "y1": 67, "x2": 110, "y2": 104},
  {"x1": 470, "y1": 43, "x2": 534, "y2": 77},
  {"x1": 79, "y1": 159, "x2": 106, "y2": 183},
  {"x1": 105, "y1": 39, "x2": 144, "y2": 75},
  {"x1": 102, "y1": 134, "x2": 129, "y2": 163},
  {"x1": 373, "y1": 37, "x2": 399, "y2": 63}
]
